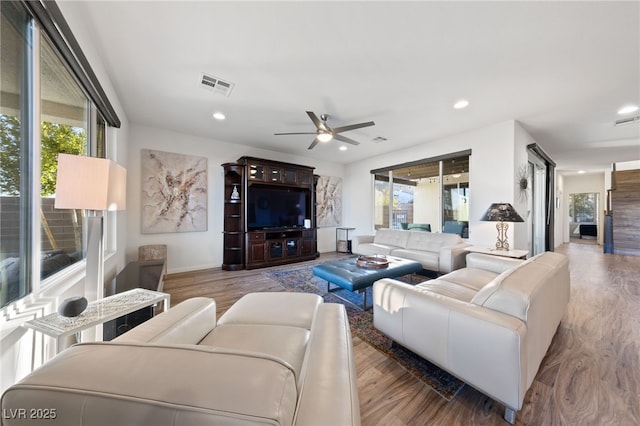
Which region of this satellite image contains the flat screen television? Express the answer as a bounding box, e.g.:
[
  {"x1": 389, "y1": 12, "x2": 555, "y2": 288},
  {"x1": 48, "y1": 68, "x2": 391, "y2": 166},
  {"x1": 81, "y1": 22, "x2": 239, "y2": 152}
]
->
[{"x1": 247, "y1": 184, "x2": 309, "y2": 231}]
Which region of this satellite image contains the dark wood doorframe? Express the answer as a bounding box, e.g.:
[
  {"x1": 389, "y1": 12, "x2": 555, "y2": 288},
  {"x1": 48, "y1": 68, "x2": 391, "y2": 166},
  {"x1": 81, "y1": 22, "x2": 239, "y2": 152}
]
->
[{"x1": 527, "y1": 144, "x2": 556, "y2": 251}]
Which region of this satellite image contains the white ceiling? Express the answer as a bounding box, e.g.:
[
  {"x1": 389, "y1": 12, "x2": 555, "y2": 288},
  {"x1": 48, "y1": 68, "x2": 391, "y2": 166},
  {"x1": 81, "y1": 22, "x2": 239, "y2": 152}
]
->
[{"x1": 65, "y1": 1, "x2": 639, "y2": 172}]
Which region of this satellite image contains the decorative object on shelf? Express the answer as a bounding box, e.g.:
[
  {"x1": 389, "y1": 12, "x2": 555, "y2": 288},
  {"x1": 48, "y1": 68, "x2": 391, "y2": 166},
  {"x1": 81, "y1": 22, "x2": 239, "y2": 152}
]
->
[
  {"x1": 316, "y1": 175, "x2": 342, "y2": 227},
  {"x1": 481, "y1": 203, "x2": 525, "y2": 251},
  {"x1": 141, "y1": 149, "x2": 208, "y2": 234},
  {"x1": 58, "y1": 296, "x2": 88, "y2": 317},
  {"x1": 55, "y1": 154, "x2": 127, "y2": 305},
  {"x1": 230, "y1": 184, "x2": 240, "y2": 200},
  {"x1": 356, "y1": 255, "x2": 389, "y2": 269}
]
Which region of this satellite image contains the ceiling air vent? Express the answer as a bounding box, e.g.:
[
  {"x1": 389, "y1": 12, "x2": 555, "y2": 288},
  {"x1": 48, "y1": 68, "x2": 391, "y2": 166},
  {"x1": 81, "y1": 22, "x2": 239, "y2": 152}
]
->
[
  {"x1": 372, "y1": 136, "x2": 388, "y2": 143},
  {"x1": 200, "y1": 73, "x2": 234, "y2": 97},
  {"x1": 614, "y1": 115, "x2": 640, "y2": 126}
]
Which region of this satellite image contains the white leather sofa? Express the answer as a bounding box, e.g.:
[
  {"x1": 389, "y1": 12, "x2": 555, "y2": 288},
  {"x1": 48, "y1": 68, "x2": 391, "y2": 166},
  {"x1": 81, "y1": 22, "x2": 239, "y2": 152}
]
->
[
  {"x1": 1, "y1": 292, "x2": 360, "y2": 426},
  {"x1": 351, "y1": 229, "x2": 470, "y2": 273},
  {"x1": 373, "y1": 252, "x2": 570, "y2": 424}
]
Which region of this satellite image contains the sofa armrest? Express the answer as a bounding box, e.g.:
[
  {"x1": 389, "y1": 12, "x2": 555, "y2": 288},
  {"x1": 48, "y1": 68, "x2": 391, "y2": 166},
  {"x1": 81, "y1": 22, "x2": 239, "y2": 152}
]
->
[
  {"x1": 466, "y1": 253, "x2": 524, "y2": 274},
  {"x1": 295, "y1": 303, "x2": 361, "y2": 426},
  {"x1": 351, "y1": 234, "x2": 375, "y2": 254},
  {"x1": 373, "y1": 278, "x2": 527, "y2": 411},
  {"x1": 439, "y1": 242, "x2": 471, "y2": 273},
  {"x1": 114, "y1": 297, "x2": 216, "y2": 345}
]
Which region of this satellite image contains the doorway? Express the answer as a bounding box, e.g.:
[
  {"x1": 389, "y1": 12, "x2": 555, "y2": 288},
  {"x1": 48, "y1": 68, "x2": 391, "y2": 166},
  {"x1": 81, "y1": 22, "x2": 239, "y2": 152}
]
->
[{"x1": 528, "y1": 153, "x2": 547, "y2": 256}]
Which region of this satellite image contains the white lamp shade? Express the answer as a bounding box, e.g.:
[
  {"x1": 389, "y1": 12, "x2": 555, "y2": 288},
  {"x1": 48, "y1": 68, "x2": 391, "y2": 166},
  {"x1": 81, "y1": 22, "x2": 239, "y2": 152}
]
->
[{"x1": 55, "y1": 153, "x2": 127, "y2": 211}]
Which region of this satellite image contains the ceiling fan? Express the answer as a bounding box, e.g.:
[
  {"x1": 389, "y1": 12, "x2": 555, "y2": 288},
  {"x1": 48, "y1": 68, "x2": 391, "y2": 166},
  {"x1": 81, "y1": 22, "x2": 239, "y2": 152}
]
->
[{"x1": 275, "y1": 111, "x2": 375, "y2": 150}]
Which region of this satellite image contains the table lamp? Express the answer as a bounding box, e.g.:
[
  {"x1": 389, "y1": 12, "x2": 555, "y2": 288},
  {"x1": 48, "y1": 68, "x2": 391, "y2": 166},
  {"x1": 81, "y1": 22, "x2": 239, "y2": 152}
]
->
[
  {"x1": 481, "y1": 203, "x2": 524, "y2": 251},
  {"x1": 55, "y1": 154, "x2": 126, "y2": 304}
]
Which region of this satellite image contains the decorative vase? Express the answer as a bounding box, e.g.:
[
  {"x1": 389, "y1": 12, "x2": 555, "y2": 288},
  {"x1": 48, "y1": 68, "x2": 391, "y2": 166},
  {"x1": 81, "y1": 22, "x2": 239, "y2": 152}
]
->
[{"x1": 58, "y1": 296, "x2": 88, "y2": 317}]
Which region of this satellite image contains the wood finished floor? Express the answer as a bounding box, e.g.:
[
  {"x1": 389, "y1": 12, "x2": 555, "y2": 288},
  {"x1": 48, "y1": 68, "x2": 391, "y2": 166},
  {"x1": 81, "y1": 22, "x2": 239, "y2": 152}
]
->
[{"x1": 163, "y1": 244, "x2": 640, "y2": 425}]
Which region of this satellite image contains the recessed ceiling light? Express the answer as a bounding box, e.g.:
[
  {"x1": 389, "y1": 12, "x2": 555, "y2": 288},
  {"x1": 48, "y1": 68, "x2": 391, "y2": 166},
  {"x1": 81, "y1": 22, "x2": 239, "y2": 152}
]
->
[
  {"x1": 212, "y1": 112, "x2": 226, "y2": 120},
  {"x1": 578, "y1": 170, "x2": 586, "y2": 174},
  {"x1": 339, "y1": 146, "x2": 347, "y2": 151},
  {"x1": 617, "y1": 105, "x2": 639, "y2": 115},
  {"x1": 453, "y1": 99, "x2": 469, "y2": 109}
]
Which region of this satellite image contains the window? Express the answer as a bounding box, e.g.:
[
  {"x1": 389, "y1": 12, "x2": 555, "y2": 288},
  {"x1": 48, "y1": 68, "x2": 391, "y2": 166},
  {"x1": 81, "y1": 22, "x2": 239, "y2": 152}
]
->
[
  {"x1": 372, "y1": 151, "x2": 470, "y2": 235},
  {"x1": 0, "y1": 1, "x2": 116, "y2": 308},
  {"x1": 569, "y1": 193, "x2": 599, "y2": 223}
]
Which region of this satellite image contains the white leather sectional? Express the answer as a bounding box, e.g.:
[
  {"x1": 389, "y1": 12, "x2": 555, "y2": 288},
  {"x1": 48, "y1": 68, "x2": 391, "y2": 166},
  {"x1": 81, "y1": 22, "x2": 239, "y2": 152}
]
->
[
  {"x1": 373, "y1": 251, "x2": 570, "y2": 424},
  {"x1": 351, "y1": 229, "x2": 470, "y2": 274},
  {"x1": 1, "y1": 292, "x2": 360, "y2": 426}
]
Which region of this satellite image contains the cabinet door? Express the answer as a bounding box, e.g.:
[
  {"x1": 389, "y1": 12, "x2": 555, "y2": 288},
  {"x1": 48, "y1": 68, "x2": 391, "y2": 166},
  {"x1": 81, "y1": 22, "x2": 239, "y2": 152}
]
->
[
  {"x1": 285, "y1": 238, "x2": 301, "y2": 257},
  {"x1": 248, "y1": 242, "x2": 266, "y2": 263},
  {"x1": 267, "y1": 240, "x2": 284, "y2": 259},
  {"x1": 301, "y1": 238, "x2": 314, "y2": 256},
  {"x1": 298, "y1": 171, "x2": 312, "y2": 185},
  {"x1": 267, "y1": 166, "x2": 282, "y2": 183},
  {"x1": 248, "y1": 164, "x2": 265, "y2": 181},
  {"x1": 283, "y1": 168, "x2": 297, "y2": 184}
]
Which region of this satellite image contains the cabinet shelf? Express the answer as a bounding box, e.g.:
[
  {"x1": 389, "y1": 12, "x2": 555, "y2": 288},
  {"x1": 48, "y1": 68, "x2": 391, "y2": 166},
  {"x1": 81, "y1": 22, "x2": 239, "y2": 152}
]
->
[{"x1": 222, "y1": 163, "x2": 245, "y2": 271}]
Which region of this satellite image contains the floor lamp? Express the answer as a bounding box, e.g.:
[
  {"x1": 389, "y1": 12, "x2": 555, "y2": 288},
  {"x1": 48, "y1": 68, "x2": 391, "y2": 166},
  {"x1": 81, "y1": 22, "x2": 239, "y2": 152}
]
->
[
  {"x1": 55, "y1": 154, "x2": 127, "y2": 308},
  {"x1": 481, "y1": 203, "x2": 524, "y2": 251}
]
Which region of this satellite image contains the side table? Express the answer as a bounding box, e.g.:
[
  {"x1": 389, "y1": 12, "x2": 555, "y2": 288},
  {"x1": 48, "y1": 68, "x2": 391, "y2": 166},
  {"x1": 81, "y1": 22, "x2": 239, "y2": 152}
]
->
[
  {"x1": 465, "y1": 246, "x2": 528, "y2": 260},
  {"x1": 23, "y1": 288, "x2": 170, "y2": 353},
  {"x1": 336, "y1": 227, "x2": 356, "y2": 253}
]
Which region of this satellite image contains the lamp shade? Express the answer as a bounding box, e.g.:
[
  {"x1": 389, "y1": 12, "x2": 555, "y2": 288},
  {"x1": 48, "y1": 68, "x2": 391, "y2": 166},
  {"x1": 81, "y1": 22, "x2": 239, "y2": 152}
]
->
[
  {"x1": 55, "y1": 153, "x2": 127, "y2": 211},
  {"x1": 481, "y1": 203, "x2": 524, "y2": 222}
]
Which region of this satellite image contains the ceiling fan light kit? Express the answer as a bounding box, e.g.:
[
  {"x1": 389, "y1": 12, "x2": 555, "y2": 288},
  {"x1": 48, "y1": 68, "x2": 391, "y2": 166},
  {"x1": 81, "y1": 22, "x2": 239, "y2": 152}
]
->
[
  {"x1": 275, "y1": 111, "x2": 375, "y2": 150},
  {"x1": 317, "y1": 132, "x2": 333, "y2": 143}
]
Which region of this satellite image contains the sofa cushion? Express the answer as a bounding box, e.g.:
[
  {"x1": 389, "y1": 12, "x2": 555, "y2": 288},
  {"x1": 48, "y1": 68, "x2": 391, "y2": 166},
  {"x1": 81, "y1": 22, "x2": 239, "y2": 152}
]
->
[
  {"x1": 373, "y1": 229, "x2": 411, "y2": 248},
  {"x1": 356, "y1": 242, "x2": 400, "y2": 256},
  {"x1": 200, "y1": 324, "x2": 309, "y2": 384},
  {"x1": 414, "y1": 279, "x2": 478, "y2": 302},
  {"x1": 434, "y1": 267, "x2": 500, "y2": 291},
  {"x1": 218, "y1": 292, "x2": 322, "y2": 330},
  {"x1": 390, "y1": 248, "x2": 439, "y2": 271},
  {"x1": 2, "y1": 342, "x2": 299, "y2": 426},
  {"x1": 406, "y1": 231, "x2": 461, "y2": 251}
]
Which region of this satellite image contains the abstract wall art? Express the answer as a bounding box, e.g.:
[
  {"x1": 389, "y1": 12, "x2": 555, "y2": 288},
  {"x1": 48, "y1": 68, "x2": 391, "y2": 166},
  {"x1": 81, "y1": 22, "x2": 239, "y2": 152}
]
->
[
  {"x1": 316, "y1": 175, "x2": 342, "y2": 227},
  {"x1": 141, "y1": 149, "x2": 208, "y2": 234}
]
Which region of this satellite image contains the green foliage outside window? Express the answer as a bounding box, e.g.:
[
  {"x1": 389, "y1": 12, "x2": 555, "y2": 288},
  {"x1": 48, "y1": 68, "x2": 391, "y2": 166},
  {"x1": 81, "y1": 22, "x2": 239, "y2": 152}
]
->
[{"x1": 0, "y1": 114, "x2": 85, "y2": 196}]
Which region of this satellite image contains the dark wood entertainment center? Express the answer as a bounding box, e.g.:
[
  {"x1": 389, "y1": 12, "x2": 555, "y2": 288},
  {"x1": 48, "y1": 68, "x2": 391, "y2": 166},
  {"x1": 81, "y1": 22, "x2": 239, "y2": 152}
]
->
[{"x1": 222, "y1": 157, "x2": 317, "y2": 270}]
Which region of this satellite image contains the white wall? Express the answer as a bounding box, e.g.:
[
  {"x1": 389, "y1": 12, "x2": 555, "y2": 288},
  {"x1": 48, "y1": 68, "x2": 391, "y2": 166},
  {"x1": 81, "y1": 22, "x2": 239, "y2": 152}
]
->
[
  {"x1": 344, "y1": 121, "x2": 527, "y2": 249},
  {"x1": 127, "y1": 124, "x2": 344, "y2": 273}
]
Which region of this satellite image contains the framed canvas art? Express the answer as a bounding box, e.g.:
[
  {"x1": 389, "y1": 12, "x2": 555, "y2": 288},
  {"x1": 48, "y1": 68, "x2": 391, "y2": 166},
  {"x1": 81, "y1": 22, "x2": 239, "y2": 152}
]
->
[
  {"x1": 141, "y1": 149, "x2": 208, "y2": 233},
  {"x1": 316, "y1": 175, "x2": 342, "y2": 227}
]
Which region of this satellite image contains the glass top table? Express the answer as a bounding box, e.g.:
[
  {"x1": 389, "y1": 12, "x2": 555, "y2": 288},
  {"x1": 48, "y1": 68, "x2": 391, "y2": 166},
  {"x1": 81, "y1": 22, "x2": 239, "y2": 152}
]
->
[{"x1": 23, "y1": 288, "x2": 170, "y2": 353}]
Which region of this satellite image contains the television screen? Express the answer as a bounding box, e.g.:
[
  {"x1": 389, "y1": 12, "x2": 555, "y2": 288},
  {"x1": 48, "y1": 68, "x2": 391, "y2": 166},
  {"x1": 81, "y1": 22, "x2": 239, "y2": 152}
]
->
[{"x1": 247, "y1": 185, "x2": 309, "y2": 230}]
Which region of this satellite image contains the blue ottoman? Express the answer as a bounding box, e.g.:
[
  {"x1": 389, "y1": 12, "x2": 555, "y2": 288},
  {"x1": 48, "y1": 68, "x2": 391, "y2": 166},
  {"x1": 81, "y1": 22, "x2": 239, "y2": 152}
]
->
[{"x1": 312, "y1": 256, "x2": 422, "y2": 309}]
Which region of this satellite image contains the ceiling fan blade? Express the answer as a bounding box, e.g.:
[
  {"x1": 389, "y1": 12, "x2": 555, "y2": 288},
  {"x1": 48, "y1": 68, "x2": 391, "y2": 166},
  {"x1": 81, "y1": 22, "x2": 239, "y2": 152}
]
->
[
  {"x1": 306, "y1": 111, "x2": 324, "y2": 130},
  {"x1": 334, "y1": 134, "x2": 360, "y2": 146},
  {"x1": 332, "y1": 121, "x2": 375, "y2": 134},
  {"x1": 274, "y1": 132, "x2": 316, "y2": 135},
  {"x1": 308, "y1": 138, "x2": 320, "y2": 150}
]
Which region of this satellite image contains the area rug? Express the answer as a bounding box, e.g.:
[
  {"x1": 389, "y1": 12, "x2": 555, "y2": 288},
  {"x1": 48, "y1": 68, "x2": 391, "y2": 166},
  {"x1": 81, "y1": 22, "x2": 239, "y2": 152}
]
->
[{"x1": 265, "y1": 264, "x2": 465, "y2": 401}]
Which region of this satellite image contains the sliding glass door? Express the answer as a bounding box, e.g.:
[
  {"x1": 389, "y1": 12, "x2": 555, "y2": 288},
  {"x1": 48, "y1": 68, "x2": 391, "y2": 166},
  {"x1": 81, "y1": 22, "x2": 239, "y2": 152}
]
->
[{"x1": 371, "y1": 151, "x2": 470, "y2": 236}]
